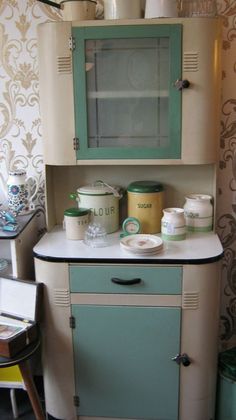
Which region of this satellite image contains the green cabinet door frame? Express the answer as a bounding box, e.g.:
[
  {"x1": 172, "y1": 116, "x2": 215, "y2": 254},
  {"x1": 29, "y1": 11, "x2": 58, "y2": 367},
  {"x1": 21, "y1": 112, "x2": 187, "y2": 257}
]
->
[{"x1": 72, "y1": 24, "x2": 182, "y2": 160}]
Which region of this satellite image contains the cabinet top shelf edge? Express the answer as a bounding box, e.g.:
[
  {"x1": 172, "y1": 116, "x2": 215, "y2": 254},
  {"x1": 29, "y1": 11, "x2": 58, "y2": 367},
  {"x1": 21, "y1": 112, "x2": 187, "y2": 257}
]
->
[
  {"x1": 73, "y1": 16, "x2": 223, "y2": 27},
  {"x1": 74, "y1": 159, "x2": 218, "y2": 166},
  {"x1": 38, "y1": 16, "x2": 223, "y2": 29}
]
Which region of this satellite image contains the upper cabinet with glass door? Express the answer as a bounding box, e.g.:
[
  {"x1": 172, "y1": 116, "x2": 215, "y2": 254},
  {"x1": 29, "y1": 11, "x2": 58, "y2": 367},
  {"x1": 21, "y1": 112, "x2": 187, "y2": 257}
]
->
[
  {"x1": 38, "y1": 18, "x2": 221, "y2": 165},
  {"x1": 73, "y1": 24, "x2": 181, "y2": 160}
]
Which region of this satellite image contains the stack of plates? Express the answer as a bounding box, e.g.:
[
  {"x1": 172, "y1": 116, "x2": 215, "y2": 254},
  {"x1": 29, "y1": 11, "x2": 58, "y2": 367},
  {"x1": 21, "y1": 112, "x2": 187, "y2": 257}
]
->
[{"x1": 120, "y1": 234, "x2": 163, "y2": 256}]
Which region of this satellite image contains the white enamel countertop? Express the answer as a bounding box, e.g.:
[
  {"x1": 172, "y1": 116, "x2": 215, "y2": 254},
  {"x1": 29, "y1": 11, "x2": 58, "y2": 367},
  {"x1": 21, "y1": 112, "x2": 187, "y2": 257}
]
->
[{"x1": 33, "y1": 226, "x2": 223, "y2": 263}]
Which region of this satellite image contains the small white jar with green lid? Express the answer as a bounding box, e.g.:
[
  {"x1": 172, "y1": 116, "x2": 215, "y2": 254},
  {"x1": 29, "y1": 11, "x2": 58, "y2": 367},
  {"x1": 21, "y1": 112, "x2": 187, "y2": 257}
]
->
[{"x1": 64, "y1": 207, "x2": 90, "y2": 240}]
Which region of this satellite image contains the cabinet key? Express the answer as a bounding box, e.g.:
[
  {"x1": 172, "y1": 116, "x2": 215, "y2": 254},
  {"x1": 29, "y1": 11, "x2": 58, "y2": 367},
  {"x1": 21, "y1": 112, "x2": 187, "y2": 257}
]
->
[
  {"x1": 172, "y1": 353, "x2": 191, "y2": 367},
  {"x1": 174, "y1": 79, "x2": 190, "y2": 90}
]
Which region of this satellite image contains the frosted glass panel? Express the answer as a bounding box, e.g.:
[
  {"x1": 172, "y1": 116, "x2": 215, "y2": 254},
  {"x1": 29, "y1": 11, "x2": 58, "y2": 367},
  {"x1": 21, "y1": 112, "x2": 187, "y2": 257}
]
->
[{"x1": 86, "y1": 38, "x2": 170, "y2": 149}]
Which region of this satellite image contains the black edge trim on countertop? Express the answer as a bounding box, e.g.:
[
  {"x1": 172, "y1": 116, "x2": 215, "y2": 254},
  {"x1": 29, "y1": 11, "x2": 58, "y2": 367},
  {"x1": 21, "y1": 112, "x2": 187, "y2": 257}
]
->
[{"x1": 33, "y1": 251, "x2": 224, "y2": 265}]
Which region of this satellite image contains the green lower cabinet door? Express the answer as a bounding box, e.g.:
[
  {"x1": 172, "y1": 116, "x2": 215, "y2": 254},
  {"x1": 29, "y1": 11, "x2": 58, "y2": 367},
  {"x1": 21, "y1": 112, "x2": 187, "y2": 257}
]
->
[{"x1": 72, "y1": 305, "x2": 181, "y2": 420}]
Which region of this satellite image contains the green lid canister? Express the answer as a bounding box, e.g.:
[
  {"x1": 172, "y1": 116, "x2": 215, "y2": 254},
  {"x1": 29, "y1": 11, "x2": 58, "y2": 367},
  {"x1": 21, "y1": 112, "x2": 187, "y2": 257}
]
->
[
  {"x1": 127, "y1": 181, "x2": 164, "y2": 234},
  {"x1": 64, "y1": 207, "x2": 90, "y2": 240}
]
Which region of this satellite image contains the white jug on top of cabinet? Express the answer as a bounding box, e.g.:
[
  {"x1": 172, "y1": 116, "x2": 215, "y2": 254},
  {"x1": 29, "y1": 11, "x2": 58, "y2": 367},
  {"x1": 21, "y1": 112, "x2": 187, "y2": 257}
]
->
[
  {"x1": 145, "y1": 0, "x2": 178, "y2": 17},
  {"x1": 103, "y1": 0, "x2": 142, "y2": 19}
]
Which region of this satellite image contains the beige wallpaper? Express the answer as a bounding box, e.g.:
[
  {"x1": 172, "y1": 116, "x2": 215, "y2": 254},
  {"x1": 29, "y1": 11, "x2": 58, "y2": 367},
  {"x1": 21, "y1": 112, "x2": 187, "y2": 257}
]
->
[
  {"x1": 0, "y1": 0, "x2": 60, "y2": 208},
  {"x1": 0, "y1": 0, "x2": 236, "y2": 346},
  {"x1": 216, "y1": 0, "x2": 236, "y2": 348}
]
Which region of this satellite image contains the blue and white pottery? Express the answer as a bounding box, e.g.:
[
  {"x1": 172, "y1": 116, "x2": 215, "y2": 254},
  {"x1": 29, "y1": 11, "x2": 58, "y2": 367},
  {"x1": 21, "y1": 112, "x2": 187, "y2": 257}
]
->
[{"x1": 7, "y1": 170, "x2": 38, "y2": 214}]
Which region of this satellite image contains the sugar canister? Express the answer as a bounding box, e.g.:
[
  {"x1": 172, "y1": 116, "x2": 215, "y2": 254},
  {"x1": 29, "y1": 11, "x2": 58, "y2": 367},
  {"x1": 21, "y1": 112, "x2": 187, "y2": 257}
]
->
[{"x1": 127, "y1": 180, "x2": 164, "y2": 234}]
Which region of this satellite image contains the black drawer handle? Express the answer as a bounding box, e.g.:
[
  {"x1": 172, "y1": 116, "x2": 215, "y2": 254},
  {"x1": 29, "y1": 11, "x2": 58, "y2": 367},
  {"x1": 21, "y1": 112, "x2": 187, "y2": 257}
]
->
[{"x1": 111, "y1": 277, "x2": 142, "y2": 286}]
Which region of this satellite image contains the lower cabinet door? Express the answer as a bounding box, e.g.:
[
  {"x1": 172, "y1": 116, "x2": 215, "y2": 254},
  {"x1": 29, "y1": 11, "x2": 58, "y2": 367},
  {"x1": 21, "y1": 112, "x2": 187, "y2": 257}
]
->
[{"x1": 72, "y1": 304, "x2": 181, "y2": 420}]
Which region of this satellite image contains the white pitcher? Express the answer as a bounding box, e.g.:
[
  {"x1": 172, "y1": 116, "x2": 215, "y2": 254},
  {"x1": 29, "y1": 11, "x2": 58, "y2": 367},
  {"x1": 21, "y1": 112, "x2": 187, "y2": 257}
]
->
[
  {"x1": 145, "y1": 0, "x2": 178, "y2": 17},
  {"x1": 7, "y1": 170, "x2": 39, "y2": 214},
  {"x1": 103, "y1": 0, "x2": 142, "y2": 19}
]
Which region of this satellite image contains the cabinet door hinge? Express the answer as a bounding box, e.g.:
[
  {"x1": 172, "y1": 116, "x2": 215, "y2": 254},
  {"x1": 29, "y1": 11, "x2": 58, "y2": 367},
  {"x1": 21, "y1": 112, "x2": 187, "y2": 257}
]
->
[
  {"x1": 69, "y1": 36, "x2": 76, "y2": 51},
  {"x1": 73, "y1": 395, "x2": 80, "y2": 407},
  {"x1": 69, "y1": 316, "x2": 76, "y2": 329},
  {"x1": 73, "y1": 137, "x2": 79, "y2": 150}
]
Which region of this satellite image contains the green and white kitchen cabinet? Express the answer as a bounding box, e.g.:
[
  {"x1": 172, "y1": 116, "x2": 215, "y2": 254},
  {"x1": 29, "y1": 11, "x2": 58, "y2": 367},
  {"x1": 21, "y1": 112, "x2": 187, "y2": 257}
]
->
[
  {"x1": 36, "y1": 16, "x2": 223, "y2": 420},
  {"x1": 38, "y1": 17, "x2": 221, "y2": 165},
  {"x1": 34, "y1": 231, "x2": 223, "y2": 420}
]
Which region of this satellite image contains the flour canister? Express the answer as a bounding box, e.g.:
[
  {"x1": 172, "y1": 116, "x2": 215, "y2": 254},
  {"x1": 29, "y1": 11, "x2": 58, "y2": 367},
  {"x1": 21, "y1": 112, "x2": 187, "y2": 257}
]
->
[
  {"x1": 161, "y1": 208, "x2": 186, "y2": 241},
  {"x1": 64, "y1": 207, "x2": 90, "y2": 240},
  {"x1": 184, "y1": 194, "x2": 213, "y2": 232},
  {"x1": 76, "y1": 181, "x2": 122, "y2": 233},
  {"x1": 127, "y1": 181, "x2": 164, "y2": 234}
]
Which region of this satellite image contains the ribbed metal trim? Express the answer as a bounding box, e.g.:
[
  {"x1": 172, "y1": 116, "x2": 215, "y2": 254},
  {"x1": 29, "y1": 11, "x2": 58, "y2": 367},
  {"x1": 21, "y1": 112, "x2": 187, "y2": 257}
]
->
[
  {"x1": 183, "y1": 52, "x2": 199, "y2": 72},
  {"x1": 53, "y1": 288, "x2": 70, "y2": 306},
  {"x1": 57, "y1": 56, "x2": 72, "y2": 74},
  {"x1": 182, "y1": 291, "x2": 199, "y2": 309}
]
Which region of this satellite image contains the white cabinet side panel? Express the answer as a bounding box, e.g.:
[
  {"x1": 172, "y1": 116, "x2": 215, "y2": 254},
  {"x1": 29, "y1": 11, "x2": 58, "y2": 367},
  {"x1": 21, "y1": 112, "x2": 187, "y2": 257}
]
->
[
  {"x1": 34, "y1": 259, "x2": 76, "y2": 420},
  {"x1": 38, "y1": 22, "x2": 76, "y2": 165},
  {"x1": 180, "y1": 262, "x2": 221, "y2": 420}
]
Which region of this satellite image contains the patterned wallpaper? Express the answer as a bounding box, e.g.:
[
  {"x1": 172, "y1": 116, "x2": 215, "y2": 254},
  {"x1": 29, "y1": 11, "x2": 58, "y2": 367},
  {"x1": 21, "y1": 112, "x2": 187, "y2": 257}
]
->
[
  {"x1": 0, "y1": 0, "x2": 61, "y2": 209},
  {"x1": 216, "y1": 0, "x2": 236, "y2": 349},
  {"x1": 0, "y1": 0, "x2": 236, "y2": 347}
]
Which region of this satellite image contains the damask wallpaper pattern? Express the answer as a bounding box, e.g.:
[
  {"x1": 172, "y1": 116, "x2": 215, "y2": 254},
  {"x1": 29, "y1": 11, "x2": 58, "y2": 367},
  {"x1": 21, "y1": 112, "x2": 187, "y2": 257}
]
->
[
  {"x1": 0, "y1": 0, "x2": 236, "y2": 346},
  {"x1": 216, "y1": 0, "x2": 236, "y2": 348},
  {"x1": 0, "y1": 0, "x2": 60, "y2": 209}
]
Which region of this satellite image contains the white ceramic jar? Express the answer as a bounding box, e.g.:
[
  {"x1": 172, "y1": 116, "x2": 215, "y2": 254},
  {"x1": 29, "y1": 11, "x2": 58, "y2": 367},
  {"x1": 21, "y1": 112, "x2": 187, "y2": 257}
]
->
[
  {"x1": 7, "y1": 170, "x2": 38, "y2": 214},
  {"x1": 64, "y1": 207, "x2": 90, "y2": 240},
  {"x1": 145, "y1": 0, "x2": 178, "y2": 18},
  {"x1": 161, "y1": 208, "x2": 186, "y2": 241},
  {"x1": 184, "y1": 194, "x2": 213, "y2": 232},
  {"x1": 103, "y1": 0, "x2": 142, "y2": 19}
]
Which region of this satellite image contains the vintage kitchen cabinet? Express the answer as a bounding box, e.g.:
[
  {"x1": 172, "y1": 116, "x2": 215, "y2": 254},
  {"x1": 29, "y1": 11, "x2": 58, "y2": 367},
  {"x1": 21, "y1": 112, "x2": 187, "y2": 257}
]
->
[
  {"x1": 36, "y1": 15, "x2": 223, "y2": 420},
  {"x1": 38, "y1": 18, "x2": 221, "y2": 165},
  {"x1": 34, "y1": 232, "x2": 223, "y2": 420}
]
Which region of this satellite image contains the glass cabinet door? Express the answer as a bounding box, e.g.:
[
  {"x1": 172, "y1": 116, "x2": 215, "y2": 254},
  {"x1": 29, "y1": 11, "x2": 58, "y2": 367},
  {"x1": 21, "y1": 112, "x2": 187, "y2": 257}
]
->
[{"x1": 72, "y1": 24, "x2": 182, "y2": 160}]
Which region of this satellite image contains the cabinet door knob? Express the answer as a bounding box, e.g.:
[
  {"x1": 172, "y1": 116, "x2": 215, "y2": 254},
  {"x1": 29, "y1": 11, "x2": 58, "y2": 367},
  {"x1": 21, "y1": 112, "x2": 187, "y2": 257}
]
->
[
  {"x1": 172, "y1": 353, "x2": 191, "y2": 367},
  {"x1": 111, "y1": 277, "x2": 142, "y2": 285},
  {"x1": 174, "y1": 79, "x2": 190, "y2": 90}
]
